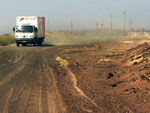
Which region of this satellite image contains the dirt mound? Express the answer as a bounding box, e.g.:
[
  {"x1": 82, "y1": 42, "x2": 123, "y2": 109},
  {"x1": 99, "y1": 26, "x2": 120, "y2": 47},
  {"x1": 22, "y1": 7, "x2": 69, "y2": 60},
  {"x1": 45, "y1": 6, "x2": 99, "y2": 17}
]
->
[
  {"x1": 120, "y1": 42, "x2": 150, "y2": 84},
  {"x1": 122, "y1": 42, "x2": 150, "y2": 65},
  {"x1": 54, "y1": 41, "x2": 150, "y2": 113}
]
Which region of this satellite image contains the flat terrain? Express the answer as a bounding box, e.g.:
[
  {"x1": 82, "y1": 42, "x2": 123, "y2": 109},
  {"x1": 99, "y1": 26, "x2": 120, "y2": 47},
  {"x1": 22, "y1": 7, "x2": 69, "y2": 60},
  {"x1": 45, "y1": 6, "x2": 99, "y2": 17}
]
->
[{"x1": 1, "y1": 38, "x2": 150, "y2": 113}]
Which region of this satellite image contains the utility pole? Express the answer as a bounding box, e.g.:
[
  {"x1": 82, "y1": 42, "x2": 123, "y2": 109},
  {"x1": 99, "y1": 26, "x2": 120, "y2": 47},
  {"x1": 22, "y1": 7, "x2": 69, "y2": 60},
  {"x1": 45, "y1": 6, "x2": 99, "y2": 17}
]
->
[
  {"x1": 96, "y1": 22, "x2": 99, "y2": 30},
  {"x1": 48, "y1": 18, "x2": 50, "y2": 32},
  {"x1": 7, "y1": 24, "x2": 9, "y2": 34},
  {"x1": 71, "y1": 21, "x2": 73, "y2": 32},
  {"x1": 130, "y1": 20, "x2": 132, "y2": 31},
  {"x1": 101, "y1": 19, "x2": 104, "y2": 29},
  {"x1": 110, "y1": 14, "x2": 112, "y2": 31},
  {"x1": 123, "y1": 11, "x2": 126, "y2": 38}
]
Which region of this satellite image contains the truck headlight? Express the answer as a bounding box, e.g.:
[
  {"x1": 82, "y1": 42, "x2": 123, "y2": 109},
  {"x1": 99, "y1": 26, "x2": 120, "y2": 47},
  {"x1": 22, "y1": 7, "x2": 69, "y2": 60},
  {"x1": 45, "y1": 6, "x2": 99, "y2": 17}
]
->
[{"x1": 16, "y1": 35, "x2": 19, "y2": 38}]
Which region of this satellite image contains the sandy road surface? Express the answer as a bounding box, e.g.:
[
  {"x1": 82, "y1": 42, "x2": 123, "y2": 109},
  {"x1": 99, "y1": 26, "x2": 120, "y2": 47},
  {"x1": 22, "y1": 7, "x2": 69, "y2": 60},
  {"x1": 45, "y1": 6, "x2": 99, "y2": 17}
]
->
[
  {"x1": 0, "y1": 46, "x2": 66, "y2": 113},
  {"x1": 1, "y1": 38, "x2": 150, "y2": 113}
]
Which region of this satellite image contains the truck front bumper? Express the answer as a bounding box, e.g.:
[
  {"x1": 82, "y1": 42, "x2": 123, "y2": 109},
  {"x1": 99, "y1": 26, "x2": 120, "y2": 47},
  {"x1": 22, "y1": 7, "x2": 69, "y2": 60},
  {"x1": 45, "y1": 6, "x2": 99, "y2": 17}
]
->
[{"x1": 16, "y1": 38, "x2": 35, "y2": 44}]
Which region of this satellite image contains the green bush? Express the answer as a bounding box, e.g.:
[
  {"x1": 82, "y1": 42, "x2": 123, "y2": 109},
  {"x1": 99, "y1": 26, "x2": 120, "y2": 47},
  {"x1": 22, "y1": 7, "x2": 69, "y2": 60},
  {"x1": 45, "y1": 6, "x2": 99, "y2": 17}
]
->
[{"x1": 0, "y1": 34, "x2": 15, "y2": 46}]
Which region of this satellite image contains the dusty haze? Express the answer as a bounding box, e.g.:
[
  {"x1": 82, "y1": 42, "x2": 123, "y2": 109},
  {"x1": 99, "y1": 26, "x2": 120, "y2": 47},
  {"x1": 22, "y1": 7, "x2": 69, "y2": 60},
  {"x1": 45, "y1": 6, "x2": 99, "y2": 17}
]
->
[{"x1": 45, "y1": 29, "x2": 126, "y2": 45}]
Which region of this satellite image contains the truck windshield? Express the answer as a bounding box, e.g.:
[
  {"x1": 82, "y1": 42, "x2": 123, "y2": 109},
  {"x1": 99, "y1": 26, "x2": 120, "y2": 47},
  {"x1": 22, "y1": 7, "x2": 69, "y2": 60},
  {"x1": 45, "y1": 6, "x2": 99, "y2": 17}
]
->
[{"x1": 16, "y1": 26, "x2": 34, "y2": 33}]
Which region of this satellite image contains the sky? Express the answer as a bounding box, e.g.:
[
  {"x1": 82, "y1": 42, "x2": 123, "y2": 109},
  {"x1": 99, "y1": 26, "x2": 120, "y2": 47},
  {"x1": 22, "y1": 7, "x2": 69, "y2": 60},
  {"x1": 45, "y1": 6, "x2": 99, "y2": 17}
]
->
[{"x1": 0, "y1": 0, "x2": 150, "y2": 34}]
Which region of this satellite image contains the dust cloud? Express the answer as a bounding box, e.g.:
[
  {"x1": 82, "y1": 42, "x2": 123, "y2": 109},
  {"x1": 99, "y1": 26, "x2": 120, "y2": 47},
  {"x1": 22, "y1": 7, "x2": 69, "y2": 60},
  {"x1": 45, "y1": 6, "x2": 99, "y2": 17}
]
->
[{"x1": 45, "y1": 29, "x2": 126, "y2": 46}]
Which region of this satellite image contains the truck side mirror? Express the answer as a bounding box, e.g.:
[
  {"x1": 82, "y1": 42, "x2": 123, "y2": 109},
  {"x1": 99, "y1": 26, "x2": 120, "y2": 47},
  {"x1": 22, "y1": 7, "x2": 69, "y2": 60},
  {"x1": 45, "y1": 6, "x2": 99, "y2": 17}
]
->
[{"x1": 13, "y1": 27, "x2": 15, "y2": 32}]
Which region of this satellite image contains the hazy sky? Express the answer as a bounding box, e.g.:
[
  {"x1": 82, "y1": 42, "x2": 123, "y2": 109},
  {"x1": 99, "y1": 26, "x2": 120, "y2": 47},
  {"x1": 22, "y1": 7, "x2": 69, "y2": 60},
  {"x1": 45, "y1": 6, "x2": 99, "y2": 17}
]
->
[{"x1": 0, "y1": 0, "x2": 150, "y2": 34}]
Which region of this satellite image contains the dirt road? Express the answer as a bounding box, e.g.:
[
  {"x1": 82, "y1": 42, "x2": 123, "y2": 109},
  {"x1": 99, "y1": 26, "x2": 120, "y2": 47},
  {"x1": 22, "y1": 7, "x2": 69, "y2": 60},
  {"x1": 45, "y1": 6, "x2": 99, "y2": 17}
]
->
[
  {"x1": 1, "y1": 38, "x2": 150, "y2": 113},
  {"x1": 0, "y1": 46, "x2": 67, "y2": 113}
]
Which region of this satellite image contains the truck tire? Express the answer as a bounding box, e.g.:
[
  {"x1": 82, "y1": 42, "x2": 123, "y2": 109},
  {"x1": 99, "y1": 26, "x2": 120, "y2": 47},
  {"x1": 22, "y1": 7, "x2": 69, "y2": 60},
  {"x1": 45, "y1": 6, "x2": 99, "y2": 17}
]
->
[
  {"x1": 37, "y1": 42, "x2": 42, "y2": 46},
  {"x1": 33, "y1": 42, "x2": 36, "y2": 46},
  {"x1": 37, "y1": 40, "x2": 42, "y2": 46},
  {"x1": 16, "y1": 43, "x2": 20, "y2": 47}
]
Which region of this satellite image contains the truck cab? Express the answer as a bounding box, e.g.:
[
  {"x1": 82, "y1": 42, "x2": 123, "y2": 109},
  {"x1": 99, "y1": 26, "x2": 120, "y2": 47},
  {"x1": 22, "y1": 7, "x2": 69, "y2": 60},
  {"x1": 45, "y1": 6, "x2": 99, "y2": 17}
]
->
[{"x1": 14, "y1": 25, "x2": 38, "y2": 46}]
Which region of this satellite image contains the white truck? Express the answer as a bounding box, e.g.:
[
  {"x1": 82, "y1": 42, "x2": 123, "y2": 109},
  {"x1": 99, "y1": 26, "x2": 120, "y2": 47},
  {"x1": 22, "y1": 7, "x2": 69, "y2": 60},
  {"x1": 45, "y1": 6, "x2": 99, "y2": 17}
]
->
[{"x1": 13, "y1": 16, "x2": 45, "y2": 46}]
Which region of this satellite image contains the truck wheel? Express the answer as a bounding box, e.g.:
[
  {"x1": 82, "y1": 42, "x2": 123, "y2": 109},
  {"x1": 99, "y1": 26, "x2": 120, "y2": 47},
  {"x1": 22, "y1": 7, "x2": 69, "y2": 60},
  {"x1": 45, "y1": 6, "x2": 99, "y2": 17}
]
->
[
  {"x1": 33, "y1": 43, "x2": 36, "y2": 46},
  {"x1": 16, "y1": 43, "x2": 20, "y2": 47},
  {"x1": 37, "y1": 41, "x2": 42, "y2": 46}
]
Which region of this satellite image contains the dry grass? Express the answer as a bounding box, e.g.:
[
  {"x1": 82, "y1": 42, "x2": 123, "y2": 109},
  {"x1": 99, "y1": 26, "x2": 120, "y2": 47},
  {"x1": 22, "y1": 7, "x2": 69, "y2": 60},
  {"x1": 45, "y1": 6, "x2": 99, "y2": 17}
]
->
[{"x1": 0, "y1": 34, "x2": 15, "y2": 46}]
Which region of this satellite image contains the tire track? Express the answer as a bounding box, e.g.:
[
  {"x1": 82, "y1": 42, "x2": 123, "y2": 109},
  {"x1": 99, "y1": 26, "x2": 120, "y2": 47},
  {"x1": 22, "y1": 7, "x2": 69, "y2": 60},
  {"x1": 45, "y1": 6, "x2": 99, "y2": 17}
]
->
[
  {"x1": 23, "y1": 52, "x2": 44, "y2": 113},
  {"x1": 0, "y1": 52, "x2": 26, "y2": 88},
  {"x1": 2, "y1": 88, "x2": 14, "y2": 113},
  {"x1": 42, "y1": 52, "x2": 67, "y2": 113}
]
